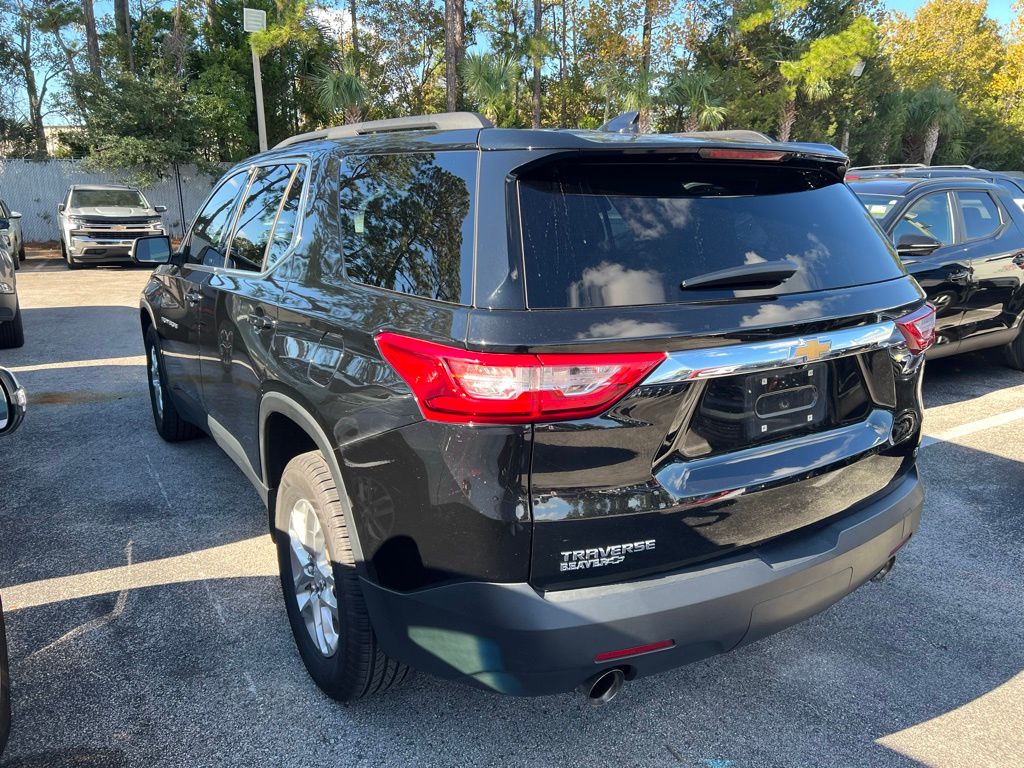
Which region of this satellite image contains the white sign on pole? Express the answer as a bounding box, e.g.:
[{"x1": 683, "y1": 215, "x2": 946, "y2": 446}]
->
[{"x1": 243, "y1": 8, "x2": 266, "y2": 33}]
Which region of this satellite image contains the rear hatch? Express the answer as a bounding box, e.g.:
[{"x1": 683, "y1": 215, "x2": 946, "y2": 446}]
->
[{"x1": 480, "y1": 151, "x2": 925, "y2": 590}]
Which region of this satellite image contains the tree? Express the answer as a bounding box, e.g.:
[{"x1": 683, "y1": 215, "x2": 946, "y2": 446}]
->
[
  {"x1": 444, "y1": 0, "x2": 465, "y2": 111},
  {"x1": 315, "y1": 57, "x2": 367, "y2": 124},
  {"x1": 662, "y1": 69, "x2": 727, "y2": 131},
  {"x1": 906, "y1": 86, "x2": 965, "y2": 164},
  {"x1": 81, "y1": 0, "x2": 100, "y2": 77},
  {"x1": 886, "y1": 0, "x2": 1004, "y2": 110},
  {"x1": 461, "y1": 52, "x2": 520, "y2": 124},
  {"x1": 0, "y1": 0, "x2": 66, "y2": 156}
]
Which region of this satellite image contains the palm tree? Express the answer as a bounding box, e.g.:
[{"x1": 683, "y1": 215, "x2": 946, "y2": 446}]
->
[
  {"x1": 461, "y1": 53, "x2": 520, "y2": 125},
  {"x1": 662, "y1": 70, "x2": 727, "y2": 132},
  {"x1": 315, "y1": 58, "x2": 367, "y2": 125},
  {"x1": 907, "y1": 87, "x2": 965, "y2": 165},
  {"x1": 623, "y1": 68, "x2": 657, "y2": 132}
]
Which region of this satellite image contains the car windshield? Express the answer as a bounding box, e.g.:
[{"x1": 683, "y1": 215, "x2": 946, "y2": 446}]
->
[
  {"x1": 71, "y1": 189, "x2": 148, "y2": 208},
  {"x1": 854, "y1": 193, "x2": 903, "y2": 220},
  {"x1": 517, "y1": 160, "x2": 904, "y2": 308}
]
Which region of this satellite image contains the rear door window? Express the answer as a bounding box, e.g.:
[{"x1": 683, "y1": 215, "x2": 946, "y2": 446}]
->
[
  {"x1": 228, "y1": 164, "x2": 296, "y2": 272},
  {"x1": 517, "y1": 160, "x2": 905, "y2": 309},
  {"x1": 892, "y1": 192, "x2": 955, "y2": 247},
  {"x1": 956, "y1": 191, "x2": 1003, "y2": 240},
  {"x1": 339, "y1": 152, "x2": 476, "y2": 305}
]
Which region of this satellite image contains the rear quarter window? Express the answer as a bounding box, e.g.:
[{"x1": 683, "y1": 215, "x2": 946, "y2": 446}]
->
[
  {"x1": 517, "y1": 160, "x2": 905, "y2": 309},
  {"x1": 339, "y1": 152, "x2": 476, "y2": 305}
]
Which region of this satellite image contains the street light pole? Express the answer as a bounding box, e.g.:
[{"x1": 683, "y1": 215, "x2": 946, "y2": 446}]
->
[{"x1": 243, "y1": 8, "x2": 268, "y2": 152}]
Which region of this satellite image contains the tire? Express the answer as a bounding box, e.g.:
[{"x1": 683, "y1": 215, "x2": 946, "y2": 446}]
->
[
  {"x1": 62, "y1": 240, "x2": 80, "y2": 270},
  {"x1": 1004, "y1": 326, "x2": 1024, "y2": 370},
  {"x1": 10, "y1": 253, "x2": 18, "y2": 271},
  {"x1": 17, "y1": 243, "x2": 25, "y2": 262},
  {"x1": 0, "y1": 304, "x2": 24, "y2": 349},
  {"x1": 144, "y1": 326, "x2": 201, "y2": 441},
  {"x1": 275, "y1": 451, "x2": 410, "y2": 701}
]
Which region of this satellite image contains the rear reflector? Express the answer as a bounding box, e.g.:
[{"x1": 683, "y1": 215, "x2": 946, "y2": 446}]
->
[
  {"x1": 894, "y1": 304, "x2": 937, "y2": 353},
  {"x1": 594, "y1": 640, "x2": 675, "y2": 663},
  {"x1": 375, "y1": 333, "x2": 665, "y2": 424},
  {"x1": 698, "y1": 148, "x2": 788, "y2": 161}
]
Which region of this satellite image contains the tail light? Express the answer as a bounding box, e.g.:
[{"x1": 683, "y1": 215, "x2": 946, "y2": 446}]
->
[
  {"x1": 894, "y1": 304, "x2": 937, "y2": 353},
  {"x1": 375, "y1": 332, "x2": 665, "y2": 424}
]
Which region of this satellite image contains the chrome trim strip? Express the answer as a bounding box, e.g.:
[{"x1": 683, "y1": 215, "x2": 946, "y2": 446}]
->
[{"x1": 645, "y1": 321, "x2": 900, "y2": 385}]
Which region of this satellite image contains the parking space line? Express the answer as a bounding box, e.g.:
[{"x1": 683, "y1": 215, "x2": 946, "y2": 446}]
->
[
  {"x1": 8, "y1": 355, "x2": 146, "y2": 373},
  {"x1": 922, "y1": 407, "x2": 1024, "y2": 447}
]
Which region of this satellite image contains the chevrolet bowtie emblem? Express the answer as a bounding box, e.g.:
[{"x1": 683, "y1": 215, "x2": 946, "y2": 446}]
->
[{"x1": 793, "y1": 338, "x2": 832, "y2": 362}]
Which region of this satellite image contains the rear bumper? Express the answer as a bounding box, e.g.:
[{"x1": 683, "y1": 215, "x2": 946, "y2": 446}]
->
[{"x1": 360, "y1": 466, "x2": 924, "y2": 696}]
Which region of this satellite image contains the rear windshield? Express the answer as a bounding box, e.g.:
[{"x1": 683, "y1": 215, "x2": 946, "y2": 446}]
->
[
  {"x1": 517, "y1": 161, "x2": 904, "y2": 308},
  {"x1": 71, "y1": 189, "x2": 147, "y2": 208}
]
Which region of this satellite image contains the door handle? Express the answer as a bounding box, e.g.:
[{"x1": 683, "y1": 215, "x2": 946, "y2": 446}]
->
[
  {"x1": 248, "y1": 312, "x2": 276, "y2": 331},
  {"x1": 185, "y1": 290, "x2": 202, "y2": 306}
]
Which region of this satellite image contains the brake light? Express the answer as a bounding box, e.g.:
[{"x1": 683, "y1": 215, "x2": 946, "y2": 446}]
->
[
  {"x1": 376, "y1": 333, "x2": 665, "y2": 424},
  {"x1": 845, "y1": 174, "x2": 861, "y2": 180},
  {"x1": 698, "y1": 148, "x2": 788, "y2": 161},
  {"x1": 895, "y1": 304, "x2": 937, "y2": 353}
]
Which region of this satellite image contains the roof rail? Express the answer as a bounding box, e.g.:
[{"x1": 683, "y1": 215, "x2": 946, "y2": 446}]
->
[
  {"x1": 848, "y1": 163, "x2": 926, "y2": 171},
  {"x1": 927, "y1": 164, "x2": 977, "y2": 169},
  {"x1": 676, "y1": 129, "x2": 774, "y2": 144},
  {"x1": 273, "y1": 112, "x2": 494, "y2": 149}
]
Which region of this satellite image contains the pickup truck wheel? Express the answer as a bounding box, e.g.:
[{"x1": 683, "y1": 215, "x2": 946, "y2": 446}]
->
[
  {"x1": 62, "y1": 241, "x2": 81, "y2": 270},
  {"x1": 1004, "y1": 326, "x2": 1024, "y2": 371},
  {"x1": 0, "y1": 303, "x2": 25, "y2": 349},
  {"x1": 144, "y1": 326, "x2": 201, "y2": 441},
  {"x1": 276, "y1": 451, "x2": 410, "y2": 701},
  {"x1": 17, "y1": 243, "x2": 25, "y2": 262}
]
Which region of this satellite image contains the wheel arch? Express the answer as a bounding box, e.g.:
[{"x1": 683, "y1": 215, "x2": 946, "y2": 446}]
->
[{"x1": 259, "y1": 390, "x2": 368, "y2": 566}]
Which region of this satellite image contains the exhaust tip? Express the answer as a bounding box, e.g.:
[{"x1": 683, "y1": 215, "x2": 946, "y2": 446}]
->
[
  {"x1": 581, "y1": 669, "x2": 625, "y2": 706},
  {"x1": 871, "y1": 555, "x2": 897, "y2": 582}
]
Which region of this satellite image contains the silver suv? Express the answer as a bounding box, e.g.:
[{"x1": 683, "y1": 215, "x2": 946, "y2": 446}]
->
[{"x1": 58, "y1": 184, "x2": 166, "y2": 269}]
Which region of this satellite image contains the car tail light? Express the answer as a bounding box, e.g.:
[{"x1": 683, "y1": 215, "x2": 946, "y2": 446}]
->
[
  {"x1": 698, "y1": 148, "x2": 788, "y2": 161},
  {"x1": 895, "y1": 304, "x2": 937, "y2": 353},
  {"x1": 594, "y1": 639, "x2": 675, "y2": 662},
  {"x1": 375, "y1": 332, "x2": 665, "y2": 424}
]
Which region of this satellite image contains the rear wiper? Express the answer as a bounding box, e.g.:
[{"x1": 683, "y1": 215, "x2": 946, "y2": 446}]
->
[{"x1": 679, "y1": 260, "x2": 798, "y2": 290}]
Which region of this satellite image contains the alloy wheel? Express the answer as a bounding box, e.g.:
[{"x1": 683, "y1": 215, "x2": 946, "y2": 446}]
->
[
  {"x1": 149, "y1": 346, "x2": 164, "y2": 421},
  {"x1": 288, "y1": 498, "x2": 340, "y2": 656}
]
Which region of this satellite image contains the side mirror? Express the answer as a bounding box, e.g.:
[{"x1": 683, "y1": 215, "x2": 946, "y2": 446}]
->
[
  {"x1": 9, "y1": 211, "x2": 20, "y2": 220},
  {"x1": 132, "y1": 235, "x2": 173, "y2": 265},
  {"x1": 896, "y1": 233, "x2": 942, "y2": 257},
  {"x1": 154, "y1": 205, "x2": 168, "y2": 213},
  {"x1": 0, "y1": 368, "x2": 26, "y2": 437},
  {"x1": 58, "y1": 203, "x2": 65, "y2": 213}
]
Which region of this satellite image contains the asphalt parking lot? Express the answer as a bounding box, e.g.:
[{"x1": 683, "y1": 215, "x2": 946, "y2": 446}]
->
[{"x1": 0, "y1": 250, "x2": 1022, "y2": 768}]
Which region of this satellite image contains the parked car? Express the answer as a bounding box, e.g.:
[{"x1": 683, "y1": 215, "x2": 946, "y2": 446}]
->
[
  {"x1": 850, "y1": 166, "x2": 1024, "y2": 213},
  {"x1": 0, "y1": 238, "x2": 23, "y2": 349},
  {"x1": 0, "y1": 366, "x2": 28, "y2": 756},
  {"x1": 848, "y1": 175, "x2": 1024, "y2": 367},
  {"x1": 57, "y1": 184, "x2": 166, "y2": 270},
  {"x1": 0, "y1": 200, "x2": 24, "y2": 270},
  {"x1": 135, "y1": 112, "x2": 930, "y2": 703}
]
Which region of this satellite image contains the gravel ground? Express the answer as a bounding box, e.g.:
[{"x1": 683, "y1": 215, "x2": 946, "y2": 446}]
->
[{"x1": 0, "y1": 251, "x2": 1022, "y2": 768}]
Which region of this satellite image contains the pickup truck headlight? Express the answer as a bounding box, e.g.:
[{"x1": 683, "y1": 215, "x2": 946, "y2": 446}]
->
[
  {"x1": 70, "y1": 216, "x2": 88, "y2": 226},
  {"x1": 0, "y1": 281, "x2": 14, "y2": 294}
]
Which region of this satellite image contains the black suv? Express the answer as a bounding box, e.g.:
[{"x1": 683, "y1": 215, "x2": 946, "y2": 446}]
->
[
  {"x1": 136, "y1": 113, "x2": 930, "y2": 702},
  {"x1": 848, "y1": 176, "x2": 1024, "y2": 366}
]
